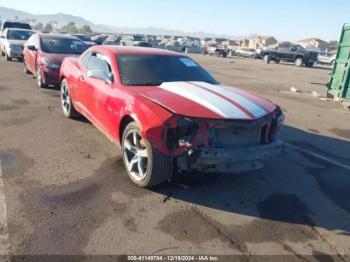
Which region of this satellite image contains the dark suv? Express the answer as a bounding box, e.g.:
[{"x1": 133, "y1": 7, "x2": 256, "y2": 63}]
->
[{"x1": 261, "y1": 44, "x2": 318, "y2": 67}]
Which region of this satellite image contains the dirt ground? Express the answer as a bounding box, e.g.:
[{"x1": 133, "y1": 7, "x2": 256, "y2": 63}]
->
[{"x1": 0, "y1": 53, "x2": 349, "y2": 260}]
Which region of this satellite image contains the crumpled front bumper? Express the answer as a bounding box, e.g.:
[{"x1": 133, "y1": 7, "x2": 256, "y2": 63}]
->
[{"x1": 177, "y1": 140, "x2": 285, "y2": 174}]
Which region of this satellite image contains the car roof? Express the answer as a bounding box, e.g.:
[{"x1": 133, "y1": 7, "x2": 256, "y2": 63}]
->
[
  {"x1": 3, "y1": 20, "x2": 29, "y2": 23},
  {"x1": 6, "y1": 28, "x2": 34, "y2": 32},
  {"x1": 38, "y1": 33, "x2": 79, "y2": 40},
  {"x1": 90, "y1": 45, "x2": 182, "y2": 56}
]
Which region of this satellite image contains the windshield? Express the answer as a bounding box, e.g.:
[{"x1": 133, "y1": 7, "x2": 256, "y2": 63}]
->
[
  {"x1": 40, "y1": 37, "x2": 87, "y2": 54},
  {"x1": 117, "y1": 54, "x2": 219, "y2": 86},
  {"x1": 7, "y1": 30, "x2": 34, "y2": 40}
]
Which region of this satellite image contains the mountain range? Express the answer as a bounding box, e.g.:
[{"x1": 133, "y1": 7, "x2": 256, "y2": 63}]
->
[{"x1": 0, "y1": 6, "x2": 256, "y2": 40}]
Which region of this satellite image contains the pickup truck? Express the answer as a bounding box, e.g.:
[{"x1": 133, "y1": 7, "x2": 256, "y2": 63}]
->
[
  {"x1": 204, "y1": 44, "x2": 228, "y2": 57},
  {"x1": 261, "y1": 44, "x2": 318, "y2": 67}
]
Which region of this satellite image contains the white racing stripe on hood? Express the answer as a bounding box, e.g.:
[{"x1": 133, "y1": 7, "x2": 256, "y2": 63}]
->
[
  {"x1": 159, "y1": 82, "x2": 248, "y2": 119},
  {"x1": 190, "y1": 82, "x2": 267, "y2": 119}
]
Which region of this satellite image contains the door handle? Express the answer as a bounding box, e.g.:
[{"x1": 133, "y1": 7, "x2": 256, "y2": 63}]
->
[{"x1": 79, "y1": 75, "x2": 85, "y2": 81}]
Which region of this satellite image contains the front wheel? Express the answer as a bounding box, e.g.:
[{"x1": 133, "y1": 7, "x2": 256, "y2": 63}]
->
[
  {"x1": 36, "y1": 67, "x2": 48, "y2": 88},
  {"x1": 263, "y1": 54, "x2": 270, "y2": 64},
  {"x1": 295, "y1": 58, "x2": 303, "y2": 67},
  {"x1": 122, "y1": 122, "x2": 173, "y2": 188},
  {"x1": 6, "y1": 53, "x2": 12, "y2": 61},
  {"x1": 23, "y1": 60, "x2": 31, "y2": 74},
  {"x1": 60, "y1": 79, "x2": 80, "y2": 119}
]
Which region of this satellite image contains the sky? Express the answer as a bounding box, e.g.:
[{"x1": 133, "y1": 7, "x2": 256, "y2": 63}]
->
[{"x1": 0, "y1": 0, "x2": 349, "y2": 41}]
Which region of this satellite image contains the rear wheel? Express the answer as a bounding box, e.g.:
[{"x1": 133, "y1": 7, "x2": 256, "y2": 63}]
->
[
  {"x1": 275, "y1": 59, "x2": 281, "y2": 64},
  {"x1": 122, "y1": 122, "x2": 173, "y2": 188},
  {"x1": 60, "y1": 79, "x2": 80, "y2": 119},
  {"x1": 295, "y1": 58, "x2": 303, "y2": 67},
  {"x1": 1, "y1": 51, "x2": 5, "y2": 57}
]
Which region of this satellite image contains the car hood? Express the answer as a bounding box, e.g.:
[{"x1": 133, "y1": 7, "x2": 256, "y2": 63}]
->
[
  {"x1": 132, "y1": 81, "x2": 277, "y2": 120},
  {"x1": 41, "y1": 53, "x2": 80, "y2": 65},
  {"x1": 7, "y1": 39, "x2": 26, "y2": 46}
]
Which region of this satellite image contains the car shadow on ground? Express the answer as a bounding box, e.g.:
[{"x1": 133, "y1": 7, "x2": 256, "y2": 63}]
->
[
  {"x1": 152, "y1": 125, "x2": 350, "y2": 235},
  {"x1": 270, "y1": 62, "x2": 332, "y2": 71}
]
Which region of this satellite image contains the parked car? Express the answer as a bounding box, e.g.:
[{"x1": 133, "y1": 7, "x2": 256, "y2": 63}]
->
[
  {"x1": 183, "y1": 45, "x2": 203, "y2": 54},
  {"x1": 71, "y1": 34, "x2": 97, "y2": 47},
  {"x1": 60, "y1": 46, "x2": 285, "y2": 188},
  {"x1": 0, "y1": 28, "x2": 34, "y2": 61},
  {"x1": 318, "y1": 54, "x2": 336, "y2": 66},
  {"x1": 23, "y1": 33, "x2": 87, "y2": 88},
  {"x1": 0, "y1": 20, "x2": 31, "y2": 34},
  {"x1": 103, "y1": 37, "x2": 121, "y2": 45},
  {"x1": 236, "y1": 48, "x2": 260, "y2": 59},
  {"x1": 91, "y1": 34, "x2": 109, "y2": 45},
  {"x1": 134, "y1": 42, "x2": 152, "y2": 48},
  {"x1": 204, "y1": 45, "x2": 228, "y2": 57},
  {"x1": 261, "y1": 44, "x2": 318, "y2": 67}
]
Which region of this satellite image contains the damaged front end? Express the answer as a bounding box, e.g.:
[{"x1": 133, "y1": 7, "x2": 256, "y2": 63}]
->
[{"x1": 163, "y1": 108, "x2": 285, "y2": 174}]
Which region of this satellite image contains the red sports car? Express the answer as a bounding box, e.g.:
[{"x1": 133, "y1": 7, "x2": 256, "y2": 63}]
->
[
  {"x1": 60, "y1": 46, "x2": 284, "y2": 188},
  {"x1": 23, "y1": 33, "x2": 87, "y2": 88}
]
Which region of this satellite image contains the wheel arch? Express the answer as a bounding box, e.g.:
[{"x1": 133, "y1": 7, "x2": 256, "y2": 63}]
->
[
  {"x1": 295, "y1": 55, "x2": 304, "y2": 60},
  {"x1": 119, "y1": 115, "x2": 136, "y2": 144}
]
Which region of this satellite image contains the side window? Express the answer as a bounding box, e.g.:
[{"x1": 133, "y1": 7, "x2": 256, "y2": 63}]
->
[
  {"x1": 81, "y1": 51, "x2": 92, "y2": 66},
  {"x1": 86, "y1": 53, "x2": 112, "y2": 76}
]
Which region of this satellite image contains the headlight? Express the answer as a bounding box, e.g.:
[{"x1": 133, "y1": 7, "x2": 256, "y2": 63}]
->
[
  {"x1": 164, "y1": 116, "x2": 199, "y2": 149},
  {"x1": 41, "y1": 58, "x2": 60, "y2": 69}
]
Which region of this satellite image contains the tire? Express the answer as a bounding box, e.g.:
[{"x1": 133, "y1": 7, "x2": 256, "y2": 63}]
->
[
  {"x1": 1, "y1": 51, "x2": 4, "y2": 57},
  {"x1": 122, "y1": 122, "x2": 173, "y2": 188},
  {"x1": 60, "y1": 79, "x2": 80, "y2": 119},
  {"x1": 305, "y1": 62, "x2": 314, "y2": 68},
  {"x1": 36, "y1": 67, "x2": 48, "y2": 88},
  {"x1": 275, "y1": 60, "x2": 281, "y2": 64},
  {"x1": 295, "y1": 58, "x2": 303, "y2": 67},
  {"x1": 23, "y1": 60, "x2": 31, "y2": 74},
  {"x1": 263, "y1": 54, "x2": 270, "y2": 64},
  {"x1": 6, "y1": 53, "x2": 12, "y2": 61}
]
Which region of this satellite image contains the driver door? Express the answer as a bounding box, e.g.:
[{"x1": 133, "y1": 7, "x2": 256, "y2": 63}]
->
[{"x1": 80, "y1": 52, "x2": 117, "y2": 135}]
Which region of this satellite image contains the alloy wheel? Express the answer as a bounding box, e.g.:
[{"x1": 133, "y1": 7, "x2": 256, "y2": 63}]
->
[
  {"x1": 123, "y1": 130, "x2": 149, "y2": 181},
  {"x1": 61, "y1": 81, "x2": 70, "y2": 115}
]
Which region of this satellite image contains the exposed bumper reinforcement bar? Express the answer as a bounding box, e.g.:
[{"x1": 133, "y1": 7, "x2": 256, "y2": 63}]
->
[{"x1": 178, "y1": 140, "x2": 285, "y2": 174}]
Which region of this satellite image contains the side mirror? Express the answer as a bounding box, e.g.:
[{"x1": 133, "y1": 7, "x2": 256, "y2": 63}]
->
[
  {"x1": 27, "y1": 45, "x2": 37, "y2": 51},
  {"x1": 87, "y1": 70, "x2": 112, "y2": 84}
]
